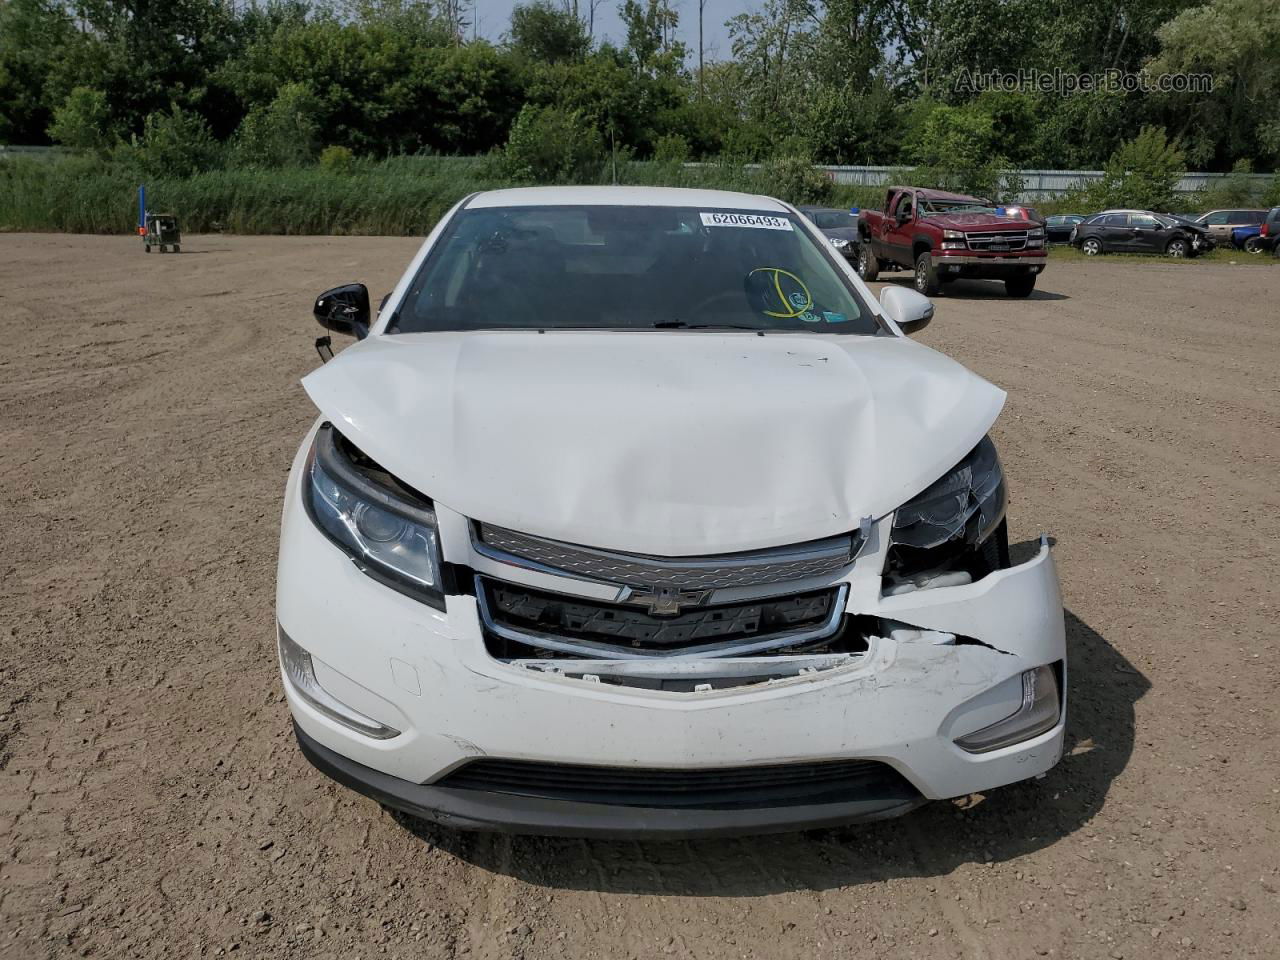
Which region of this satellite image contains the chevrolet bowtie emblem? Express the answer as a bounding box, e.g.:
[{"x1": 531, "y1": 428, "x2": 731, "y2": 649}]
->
[{"x1": 626, "y1": 586, "x2": 713, "y2": 617}]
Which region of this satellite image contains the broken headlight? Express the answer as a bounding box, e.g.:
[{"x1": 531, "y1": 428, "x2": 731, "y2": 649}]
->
[
  {"x1": 884, "y1": 436, "x2": 1009, "y2": 588},
  {"x1": 304, "y1": 424, "x2": 445, "y2": 610}
]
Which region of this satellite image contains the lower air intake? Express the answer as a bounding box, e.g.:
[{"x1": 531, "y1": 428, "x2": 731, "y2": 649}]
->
[{"x1": 437, "y1": 758, "x2": 919, "y2": 810}]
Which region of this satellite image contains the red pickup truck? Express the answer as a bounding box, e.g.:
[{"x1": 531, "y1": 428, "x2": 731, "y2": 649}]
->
[{"x1": 856, "y1": 186, "x2": 1047, "y2": 297}]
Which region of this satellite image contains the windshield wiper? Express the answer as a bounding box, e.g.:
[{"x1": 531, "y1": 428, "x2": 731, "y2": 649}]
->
[{"x1": 651, "y1": 320, "x2": 762, "y2": 331}]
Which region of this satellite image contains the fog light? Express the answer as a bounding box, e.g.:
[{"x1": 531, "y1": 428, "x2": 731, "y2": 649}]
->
[
  {"x1": 955, "y1": 665, "x2": 1060, "y2": 753},
  {"x1": 278, "y1": 627, "x2": 400, "y2": 739}
]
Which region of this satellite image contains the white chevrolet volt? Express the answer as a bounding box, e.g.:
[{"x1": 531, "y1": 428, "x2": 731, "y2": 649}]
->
[{"x1": 276, "y1": 186, "x2": 1066, "y2": 837}]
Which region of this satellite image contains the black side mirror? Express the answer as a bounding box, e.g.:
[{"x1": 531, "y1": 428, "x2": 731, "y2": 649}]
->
[{"x1": 314, "y1": 283, "x2": 371, "y2": 339}]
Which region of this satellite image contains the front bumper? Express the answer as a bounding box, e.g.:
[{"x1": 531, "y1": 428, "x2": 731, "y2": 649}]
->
[
  {"x1": 934, "y1": 251, "x2": 1047, "y2": 279},
  {"x1": 276, "y1": 427, "x2": 1067, "y2": 835}
]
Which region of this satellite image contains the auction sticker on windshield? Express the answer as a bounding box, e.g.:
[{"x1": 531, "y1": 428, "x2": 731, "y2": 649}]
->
[{"x1": 700, "y1": 212, "x2": 794, "y2": 231}]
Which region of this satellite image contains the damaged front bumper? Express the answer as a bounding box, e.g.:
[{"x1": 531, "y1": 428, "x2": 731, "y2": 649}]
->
[{"x1": 276, "y1": 439, "x2": 1066, "y2": 837}]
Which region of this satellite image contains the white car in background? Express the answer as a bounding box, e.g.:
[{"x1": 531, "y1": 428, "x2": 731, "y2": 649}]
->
[{"x1": 277, "y1": 186, "x2": 1066, "y2": 837}]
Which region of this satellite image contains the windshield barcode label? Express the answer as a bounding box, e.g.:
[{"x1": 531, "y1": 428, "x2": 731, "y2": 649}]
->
[{"x1": 700, "y1": 212, "x2": 793, "y2": 231}]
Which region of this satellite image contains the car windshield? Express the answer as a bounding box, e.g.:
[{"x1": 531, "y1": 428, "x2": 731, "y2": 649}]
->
[
  {"x1": 390, "y1": 205, "x2": 881, "y2": 335},
  {"x1": 919, "y1": 200, "x2": 993, "y2": 215},
  {"x1": 810, "y1": 211, "x2": 854, "y2": 229}
]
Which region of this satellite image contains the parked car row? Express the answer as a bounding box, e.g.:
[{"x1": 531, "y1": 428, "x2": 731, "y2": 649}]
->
[
  {"x1": 1069, "y1": 207, "x2": 1280, "y2": 257},
  {"x1": 799, "y1": 201, "x2": 1280, "y2": 274}
]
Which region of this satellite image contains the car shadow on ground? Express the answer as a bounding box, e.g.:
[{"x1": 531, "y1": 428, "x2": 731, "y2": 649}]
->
[
  {"x1": 396, "y1": 541, "x2": 1143, "y2": 894},
  {"x1": 875, "y1": 276, "x2": 1070, "y2": 302}
]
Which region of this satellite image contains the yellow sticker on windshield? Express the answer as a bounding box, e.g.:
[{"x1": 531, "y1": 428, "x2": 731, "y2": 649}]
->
[{"x1": 748, "y1": 267, "x2": 812, "y2": 318}]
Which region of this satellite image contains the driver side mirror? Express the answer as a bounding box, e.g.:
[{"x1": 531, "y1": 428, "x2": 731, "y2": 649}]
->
[
  {"x1": 314, "y1": 283, "x2": 371, "y2": 339},
  {"x1": 879, "y1": 286, "x2": 934, "y2": 336}
]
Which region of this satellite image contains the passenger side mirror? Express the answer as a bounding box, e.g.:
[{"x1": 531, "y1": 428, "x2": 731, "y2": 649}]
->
[
  {"x1": 314, "y1": 283, "x2": 371, "y2": 338},
  {"x1": 879, "y1": 286, "x2": 934, "y2": 336}
]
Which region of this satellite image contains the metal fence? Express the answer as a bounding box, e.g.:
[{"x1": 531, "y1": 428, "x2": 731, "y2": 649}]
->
[
  {"x1": 815, "y1": 164, "x2": 1273, "y2": 200},
  {"x1": 0, "y1": 145, "x2": 70, "y2": 161}
]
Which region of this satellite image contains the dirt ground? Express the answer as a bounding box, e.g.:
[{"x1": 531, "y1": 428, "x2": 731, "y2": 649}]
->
[{"x1": 1, "y1": 234, "x2": 1278, "y2": 960}]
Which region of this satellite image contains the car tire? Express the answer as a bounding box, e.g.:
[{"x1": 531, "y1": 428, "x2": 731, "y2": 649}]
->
[
  {"x1": 144, "y1": 244, "x2": 150, "y2": 253},
  {"x1": 1081, "y1": 237, "x2": 1103, "y2": 256},
  {"x1": 914, "y1": 252, "x2": 940, "y2": 296},
  {"x1": 1166, "y1": 238, "x2": 1188, "y2": 258},
  {"x1": 856, "y1": 243, "x2": 880, "y2": 281},
  {"x1": 1244, "y1": 237, "x2": 1264, "y2": 255},
  {"x1": 1005, "y1": 275, "x2": 1036, "y2": 298},
  {"x1": 174, "y1": 245, "x2": 181, "y2": 253}
]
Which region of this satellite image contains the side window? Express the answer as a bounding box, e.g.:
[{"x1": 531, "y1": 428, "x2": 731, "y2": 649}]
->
[
  {"x1": 1204, "y1": 211, "x2": 1230, "y2": 225},
  {"x1": 1103, "y1": 214, "x2": 1129, "y2": 227},
  {"x1": 890, "y1": 192, "x2": 909, "y2": 219},
  {"x1": 1246, "y1": 211, "x2": 1265, "y2": 224},
  {"x1": 1132, "y1": 215, "x2": 1160, "y2": 228}
]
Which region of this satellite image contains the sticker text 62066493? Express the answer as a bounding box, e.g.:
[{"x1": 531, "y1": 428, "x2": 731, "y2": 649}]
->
[{"x1": 700, "y1": 212, "x2": 793, "y2": 231}]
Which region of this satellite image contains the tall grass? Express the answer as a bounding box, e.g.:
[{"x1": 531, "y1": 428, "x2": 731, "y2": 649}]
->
[{"x1": 0, "y1": 153, "x2": 886, "y2": 236}]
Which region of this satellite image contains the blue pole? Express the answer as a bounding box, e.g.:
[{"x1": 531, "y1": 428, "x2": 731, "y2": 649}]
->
[{"x1": 138, "y1": 185, "x2": 145, "y2": 231}]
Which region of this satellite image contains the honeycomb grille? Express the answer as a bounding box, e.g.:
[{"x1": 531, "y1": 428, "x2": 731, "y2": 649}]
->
[{"x1": 475, "y1": 523, "x2": 858, "y2": 592}]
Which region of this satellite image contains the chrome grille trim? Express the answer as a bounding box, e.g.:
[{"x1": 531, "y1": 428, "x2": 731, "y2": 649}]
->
[
  {"x1": 473, "y1": 523, "x2": 859, "y2": 593},
  {"x1": 966, "y1": 230, "x2": 1029, "y2": 251}
]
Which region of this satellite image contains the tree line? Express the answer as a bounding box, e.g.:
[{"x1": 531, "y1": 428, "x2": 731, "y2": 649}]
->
[{"x1": 0, "y1": 0, "x2": 1277, "y2": 193}]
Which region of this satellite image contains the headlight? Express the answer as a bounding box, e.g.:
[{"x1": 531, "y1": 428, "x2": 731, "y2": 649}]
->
[
  {"x1": 829, "y1": 237, "x2": 849, "y2": 249},
  {"x1": 955, "y1": 664, "x2": 1061, "y2": 753},
  {"x1": 891, "y1": 436, "x2": 1006, "y2": 550},
  {"x1": 1028, "y1": 227, "x2": 1045, "y2": 238},
  {"x1": 942, "y1": 229, "x2": 965, "y2": 240},
  {"x1": 305, "y1": 424, "x2": 445, "y2": 609}
]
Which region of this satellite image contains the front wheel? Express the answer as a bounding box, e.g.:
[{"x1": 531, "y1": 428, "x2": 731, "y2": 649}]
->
[
  {"x1": 144, "y1": 244, "x2": 151, "y2": 253},
  {"x1": 914, "y1": 252, "x2": 940, "y2": 296},
  {"x1": 856, "y1": 243, "x2": 880, "y2": 281},
  {"x1": 1005, "y1": 275, "x2": 1036, "y2": 298},
  {"x1": 1166, "y1": 238, "x2": 1188, "y2": 258},
  {"x1": 1244, "y1": 237, "x2": 1264, "y2": 255},
  {"x1": 1081, "y1": 237, "x2": 1103, "y2": 256},
  {"x1": 173, "y1": 245, "x2": 181, "y2": 253}
]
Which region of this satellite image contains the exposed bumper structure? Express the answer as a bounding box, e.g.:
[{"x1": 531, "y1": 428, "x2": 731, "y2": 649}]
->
[{"x1": 277, "y1": 428, "x2": 1067, "y2": 836}]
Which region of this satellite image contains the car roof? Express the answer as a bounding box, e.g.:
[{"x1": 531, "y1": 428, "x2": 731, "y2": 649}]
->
[
  {"x1": 466, "y1": 185, "x2": 790, "y2": 212},
  {"x1": 797, "y1": 205, "x2": 848, "y2": 214},
  {"x1": 1200, "y1": 208, "x2": 1267, "y2": 214},
  {"x1": 885, "y1": 186, "x2": 987, "y2": 204}
]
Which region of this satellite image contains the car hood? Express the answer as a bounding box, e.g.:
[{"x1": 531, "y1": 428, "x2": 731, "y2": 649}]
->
[
  {"x1": 302, "y1": 331, "x2": 1006, "y2": 556},
  {"x1": 822, "y1": 227, "x2": 860, "y2": 242},
  {"x1": 924, "y1": 213, "x2": 1028, "y2": 231}
]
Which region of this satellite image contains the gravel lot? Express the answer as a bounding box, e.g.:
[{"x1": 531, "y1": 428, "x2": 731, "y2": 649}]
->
[{"x1": 1, "y1": 234, "x2": 1277, "y2": 959}]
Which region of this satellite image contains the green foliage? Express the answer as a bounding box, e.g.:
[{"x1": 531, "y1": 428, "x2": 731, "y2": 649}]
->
[
  {"x1": 1198, "y1": 159, "x2": 1261, "y2": 208},
  {"x1": 138, "y1": 105, "x2": 222, "y2": 179},
  {"x1": 761, "y1": 155, "x2": 835, "y2": 206},
  {"x1": 0, "y1": 0, "x2": 1276, "y2": 235},
  {"x1": 233, "y1": 83, "x2": 323, "y2": 168},
  {"x1": 1147, "y1": 0, "x2": 1280, "y2": 167},
  {"x1": 47, "y1": 87, "x2": 112, "y2": 151},
  {"x1": 509, "y1": 2, "x2": 590, "y2": 64},
  {"x1": 908, "y1": 101, "x2": 1010, "y2": 199},
  {"x1": 652, "y1": 133, "x2": 691, "y2": 165},
  {"x1": 319, "y1": 145, "x2": 356, "y2": 175},
  {"x1": 1262, "y1": 172, "x2": 1280, "y2": 208},
  {"x1": 1066, "y1": 126, "x2": 1187, "y2": 211},
  {"x1": 503, "y1": 104, "x2": 604, "y2": 183}
]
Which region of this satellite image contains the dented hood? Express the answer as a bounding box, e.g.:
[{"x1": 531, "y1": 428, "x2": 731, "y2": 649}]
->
[
  {"x1": 924, "y1": 212, "x2": 1029, "y2": 231},
  {"x1": 302, "y1": 331, "x2": 1005, "y2": 556}
]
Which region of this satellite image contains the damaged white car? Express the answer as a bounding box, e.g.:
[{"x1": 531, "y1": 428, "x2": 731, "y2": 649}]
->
[{"x1": 277, "y1": 186, "x2": 1066, "y2": 837}]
